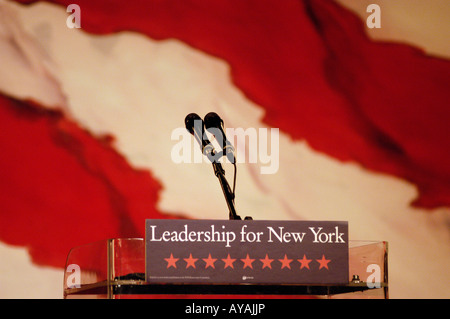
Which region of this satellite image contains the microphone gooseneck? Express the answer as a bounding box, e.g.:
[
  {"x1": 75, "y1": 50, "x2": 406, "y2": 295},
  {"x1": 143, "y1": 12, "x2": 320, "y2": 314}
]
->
[
  {"x1": 183, "y1": 112, "x2": 251, "y2": 220},
  {"x1": 204, "y1": 112, "x2": 236, "y2": 163},
  {"x1": 185, "y1": 113, "x2": 216, "y2": 163}
]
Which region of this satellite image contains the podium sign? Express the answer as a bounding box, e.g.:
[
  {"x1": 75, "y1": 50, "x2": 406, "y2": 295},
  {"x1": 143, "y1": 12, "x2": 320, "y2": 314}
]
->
[{"x1": 145, "y1": 220, "x2": 349, "y2": 285}]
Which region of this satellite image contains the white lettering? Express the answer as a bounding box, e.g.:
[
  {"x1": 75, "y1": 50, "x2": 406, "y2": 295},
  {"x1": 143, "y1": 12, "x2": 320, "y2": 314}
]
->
[
  {"x1": 366, "y1": 264, "x2": 381, "y2": 288},
  {"x1": 309, "y1": 227, "x2": 345, "y2": 243},
  {"x1": 66, "y1": 264, "x2": 81, "y2": 289},
  {"x1": 171, "y1": 126, "x2": 280, "y2": 174},
  {"x1": 267, "y1": 226, "x2": 306, "y2": 243},
  {"x1": 66, "y1": 4, "x2": 81, "y2": 29},
  {"x1": 259, "y1": 128, "x2": 279, "y2": 174},
  {"x1": 185, "y1": 303, "x2": 219, "y2": 316},
  {"x1": 148, "y1": 224, "x2": 236, "y2": 247},
  {"x1": 366, "y1": 4, "x2": 381, "y2": 29}
]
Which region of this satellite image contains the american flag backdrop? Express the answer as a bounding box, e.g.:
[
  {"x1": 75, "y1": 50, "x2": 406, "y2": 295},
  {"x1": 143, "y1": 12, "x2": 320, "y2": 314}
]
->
[{"x1": 0, "y1": 0, "x2": 449, "y2": 298}]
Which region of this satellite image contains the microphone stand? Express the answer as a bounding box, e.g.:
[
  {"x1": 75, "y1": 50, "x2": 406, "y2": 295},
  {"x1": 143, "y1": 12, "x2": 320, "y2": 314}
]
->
[
  {"x1": 208, "y1": 151, "x2": 252, "y2": 220},
  {"x1": 186, "y1": 113, "x2": 251, "y2": 220},
  {"x1": 211, "y1": 160, "x2": 241, "y2": 220}
]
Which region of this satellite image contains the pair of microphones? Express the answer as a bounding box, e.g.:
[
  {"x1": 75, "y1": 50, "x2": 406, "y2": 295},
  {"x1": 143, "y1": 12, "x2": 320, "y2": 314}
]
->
[{"x1": 185, "y1": 112, "x2": 235, "y2": 163}]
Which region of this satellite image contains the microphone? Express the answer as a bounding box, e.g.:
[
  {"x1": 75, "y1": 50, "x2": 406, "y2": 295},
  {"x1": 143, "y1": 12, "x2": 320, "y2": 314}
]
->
[
  {"x1": 204, "y1": 112, "x2": 235, "y2": 163},
  {"x1": 185, "y1": 113, "x2": 216, "y2": 162}
]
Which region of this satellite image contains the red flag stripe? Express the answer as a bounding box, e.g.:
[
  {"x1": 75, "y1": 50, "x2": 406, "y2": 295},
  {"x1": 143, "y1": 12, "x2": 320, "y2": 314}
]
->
[
  {"x1": 16, "y1": 0, "x2": 450, "y2": 208},
  {"x1": 0, "y1": 95, "x2": 179, "y2": 267}
]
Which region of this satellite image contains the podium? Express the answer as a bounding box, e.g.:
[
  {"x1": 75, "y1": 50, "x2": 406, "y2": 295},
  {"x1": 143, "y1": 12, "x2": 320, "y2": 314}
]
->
[
  {"x1": 63, "y1": 237, "x2": 388, "y2": 299},
  {"x1": 64, "y1": 117, "x2": 389, "y2": 299}
]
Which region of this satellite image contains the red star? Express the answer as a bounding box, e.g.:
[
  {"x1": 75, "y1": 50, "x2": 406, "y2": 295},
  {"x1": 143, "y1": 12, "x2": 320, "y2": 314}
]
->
[
  {"x1": 164, "y1": 253, "x2": 178, "y2": 269},
  {"x1": 222, "y1": 254, "x2": 236, "y2": 269},
  {"x1": 279, "y1": 254, "x2": 293, "y2": 269},
  {"x1": 184, "y1": 253, "x2": 198, "y2": 269},
  {"x1": 316, "y1": 255, "x2": 331, "y2": 270},
  {"x1": 297, "y1": 254, "x2": 312, "y2": 269},
  {"x1": 241, "y1": 254, "x2": 255, "y2": 269},
  {"x1": 259, "y1": 254, "x2": 274, "y2": 269},
  {"x1": 202, "y1": 254, "x2": 217, "y2": 269}
]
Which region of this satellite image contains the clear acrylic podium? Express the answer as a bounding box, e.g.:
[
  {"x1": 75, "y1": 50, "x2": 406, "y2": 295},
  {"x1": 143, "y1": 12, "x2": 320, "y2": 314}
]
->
[{"x1": 63, "y1": 238, "x2": 388, "y2": 299}]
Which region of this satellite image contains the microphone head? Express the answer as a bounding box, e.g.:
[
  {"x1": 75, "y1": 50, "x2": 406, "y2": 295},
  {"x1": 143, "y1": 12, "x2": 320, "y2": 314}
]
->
[
  {"x1": 204, "y1": 112, "x2": 224, "y2": 130},
  {"x1": 185, "y1": 113, "x2": 203, "y2": 135}
]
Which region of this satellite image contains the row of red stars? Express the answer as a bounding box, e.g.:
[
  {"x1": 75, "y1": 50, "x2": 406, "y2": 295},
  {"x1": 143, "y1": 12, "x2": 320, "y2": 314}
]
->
[{"x1": 164, "y1": 253, "x2": 331, "y2": 270}]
